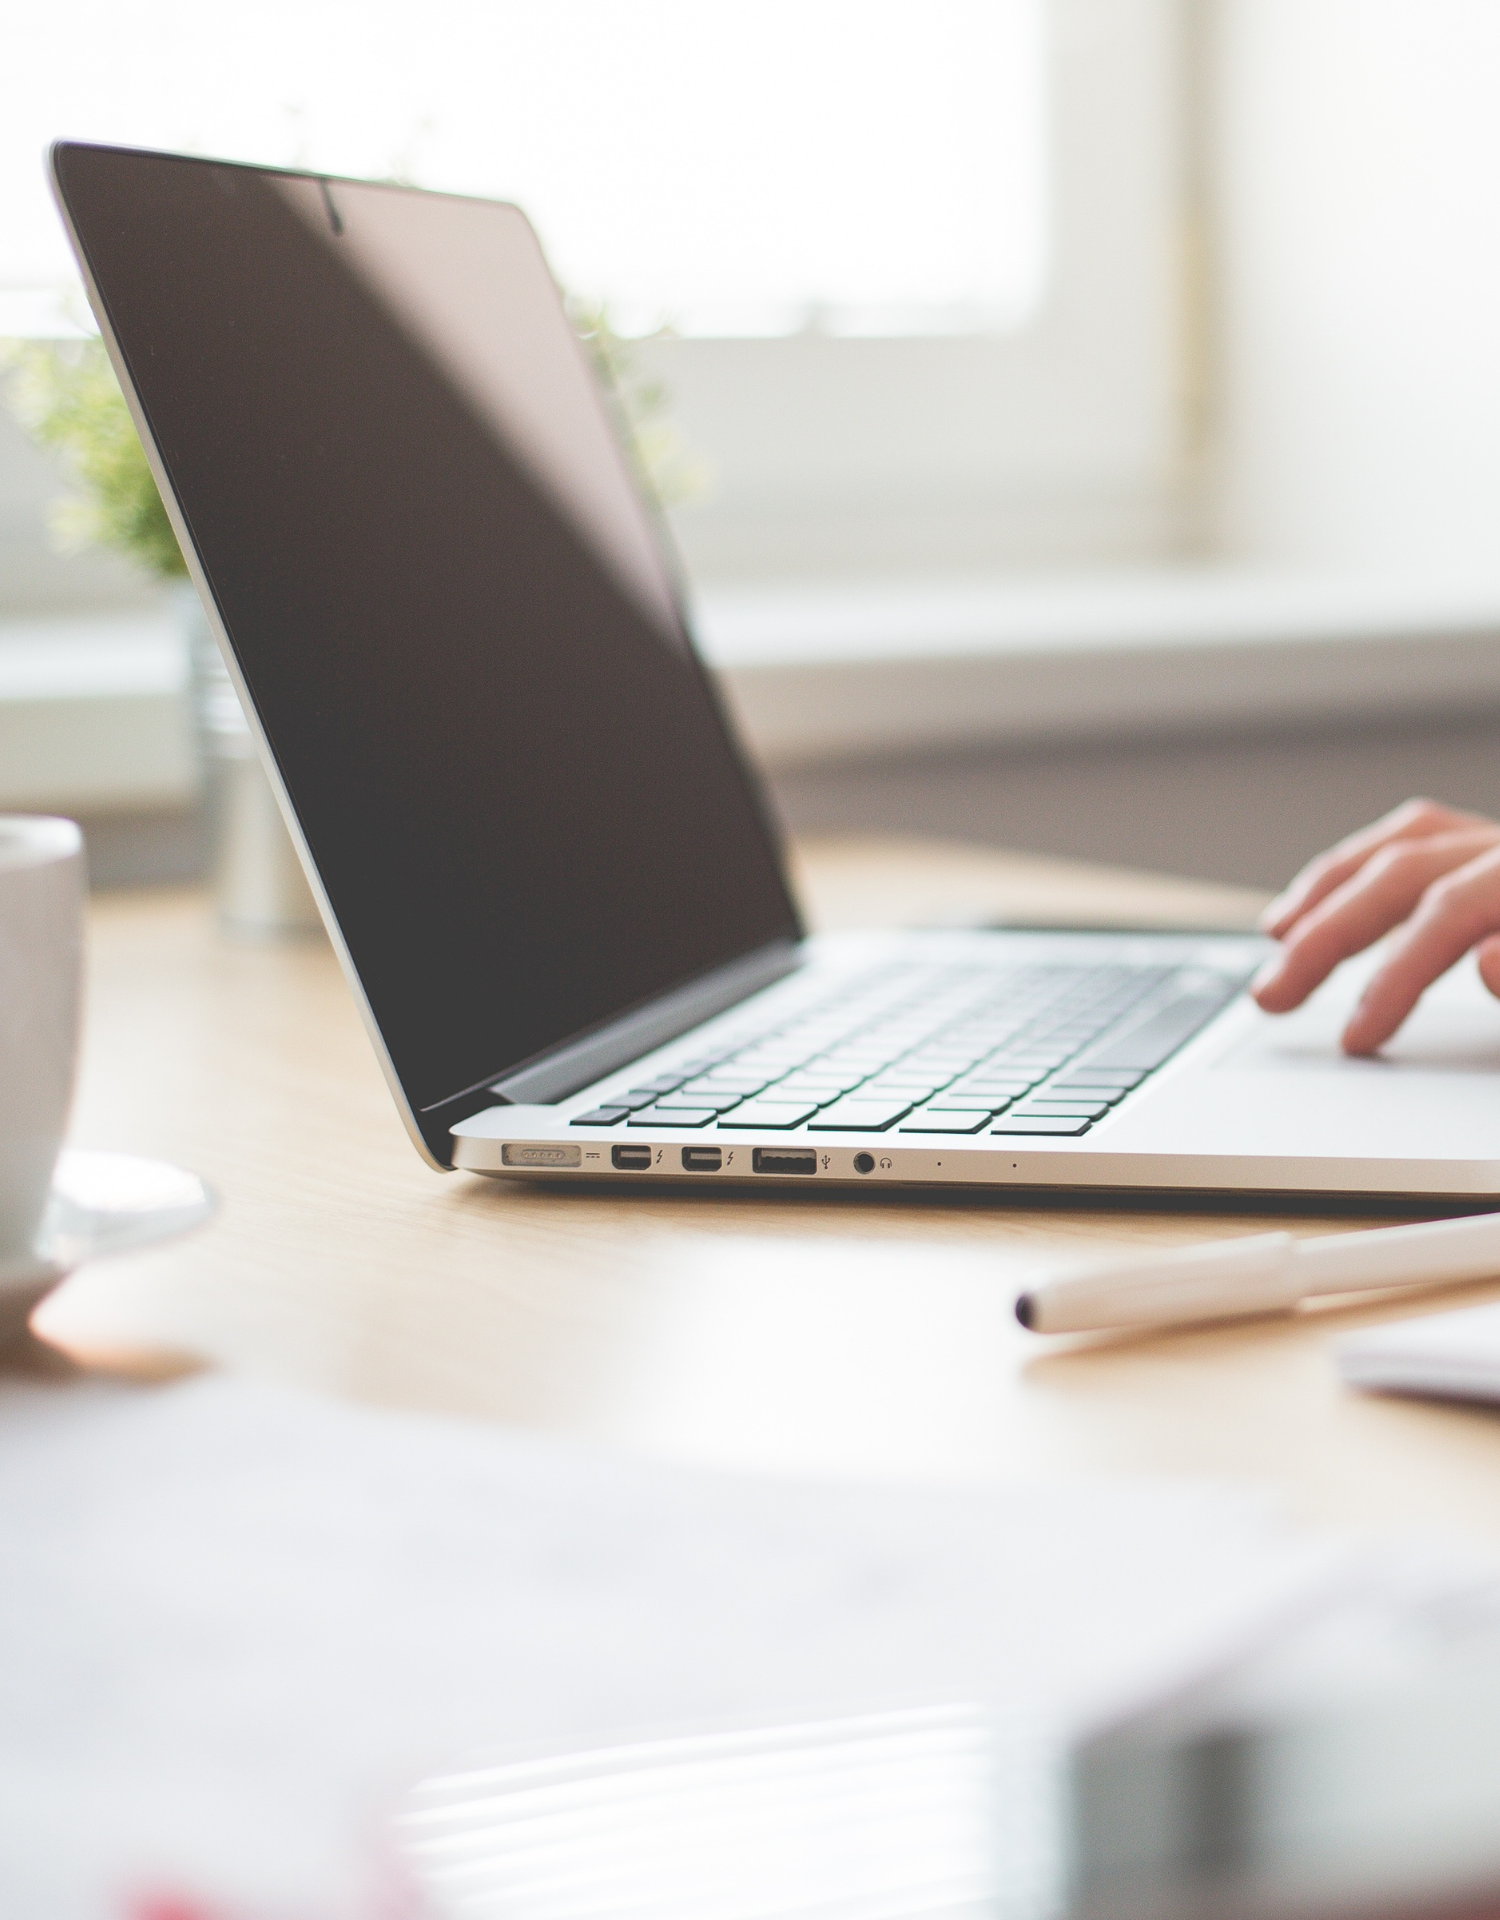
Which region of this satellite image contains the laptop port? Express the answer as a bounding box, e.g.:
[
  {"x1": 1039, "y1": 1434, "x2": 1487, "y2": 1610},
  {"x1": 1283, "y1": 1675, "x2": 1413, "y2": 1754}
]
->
[
  {"x1": 681, "y1": 1146, "x2": 723, "y2": 1172},
  {"x1": 752, "y1": 1147, "x2": 817, "y2": 1176},
  {"x1": 500, "y1": 1143, "x2": 582, "y2": 1168},
  {"x1": 611, "y1": 1143, "x2": 652, "y2": 1171}
]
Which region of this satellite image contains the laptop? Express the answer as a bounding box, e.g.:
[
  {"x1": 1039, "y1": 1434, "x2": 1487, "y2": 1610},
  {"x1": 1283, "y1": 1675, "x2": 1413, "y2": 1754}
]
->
[{"x1": 51, "y1": 141, "x2": 1500, "y2": 1203}]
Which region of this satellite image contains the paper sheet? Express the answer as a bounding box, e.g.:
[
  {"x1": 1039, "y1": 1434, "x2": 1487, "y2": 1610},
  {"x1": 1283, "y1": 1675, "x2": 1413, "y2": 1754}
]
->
[
  {"x1": 1339, "y1": 1300, "x2": 1500, "y2": 1404},
  {"x1": 0, "y1": 1374, "x2": 1468, "y2": 1918}
]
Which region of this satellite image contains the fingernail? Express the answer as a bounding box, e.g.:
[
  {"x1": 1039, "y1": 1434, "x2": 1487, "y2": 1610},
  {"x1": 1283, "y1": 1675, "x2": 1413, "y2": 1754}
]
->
[
  {"x1": 1250, "y1": 957, "x2": 1284, "y2": 994},
  {"x1": 1341, "y1": 1000, "x2": 1377, "y2": 1053}
]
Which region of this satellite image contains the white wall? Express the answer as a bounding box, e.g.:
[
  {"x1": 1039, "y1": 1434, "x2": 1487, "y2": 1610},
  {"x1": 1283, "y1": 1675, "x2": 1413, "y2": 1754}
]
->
[{"x1": 1212, "y1": 0, "x2": 1500, "y2": 574}]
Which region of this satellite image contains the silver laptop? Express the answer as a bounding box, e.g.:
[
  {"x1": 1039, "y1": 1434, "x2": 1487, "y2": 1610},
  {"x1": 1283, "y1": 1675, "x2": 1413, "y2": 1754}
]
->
[{"x1": 53, "y1": 142, "x2": 1500, "y2": 1204}]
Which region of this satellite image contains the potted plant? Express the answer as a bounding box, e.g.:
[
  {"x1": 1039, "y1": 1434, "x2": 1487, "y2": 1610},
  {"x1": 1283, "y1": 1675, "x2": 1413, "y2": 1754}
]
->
[
  {"x1": 2, "y1": 310, "x2": 698, "y2": 937},
  {"x1": 1, "y1": 333, "x2": 324, "y2": 936}
]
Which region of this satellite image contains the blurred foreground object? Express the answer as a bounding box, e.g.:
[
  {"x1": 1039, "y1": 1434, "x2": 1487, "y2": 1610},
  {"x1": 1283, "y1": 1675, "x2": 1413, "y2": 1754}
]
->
[
  {"x1": 1069, "y1": 1634, "x2": 1500, "y2": 1919},
  {"x1": 0, "y1": 1374, "x2": 1400, "y2": 1916},
  {"x1": 397, "y1": 1632, "x2": 1500, "y2": 1920},
  {"x1": 396, "y1": 1704, "x2": 1021, "y2": 1920}
]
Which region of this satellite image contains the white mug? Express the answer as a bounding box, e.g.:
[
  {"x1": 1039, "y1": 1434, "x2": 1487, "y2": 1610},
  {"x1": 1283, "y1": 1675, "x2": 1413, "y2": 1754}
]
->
[{"x1": 0, "y1": 818, "x2": 84, "y2": 1266}]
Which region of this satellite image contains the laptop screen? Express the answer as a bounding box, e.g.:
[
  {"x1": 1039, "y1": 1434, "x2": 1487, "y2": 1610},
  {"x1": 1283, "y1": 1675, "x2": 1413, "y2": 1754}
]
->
[{"x1": 53, "y1": 144, "x2": 801, "y2": 1157}]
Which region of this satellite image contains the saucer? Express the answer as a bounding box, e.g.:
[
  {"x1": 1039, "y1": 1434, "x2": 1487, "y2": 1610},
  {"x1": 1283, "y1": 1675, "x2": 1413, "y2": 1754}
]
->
[{"x1": 0, "y1": 1150, "x2": 215, "y2": 1318}]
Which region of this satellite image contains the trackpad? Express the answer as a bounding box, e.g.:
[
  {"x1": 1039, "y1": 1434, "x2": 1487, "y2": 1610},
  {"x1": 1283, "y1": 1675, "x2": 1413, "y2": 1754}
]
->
[
  {"x1": 1105, "y1": 951, "x2": 1500, "y2": 1163},
  {"x1": 1218, "y1": 949, "x2": 1500, "y2": 1076}
]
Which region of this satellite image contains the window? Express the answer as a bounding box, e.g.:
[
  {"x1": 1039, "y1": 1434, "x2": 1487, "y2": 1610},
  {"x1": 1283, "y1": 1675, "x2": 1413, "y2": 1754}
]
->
[
  {"x1": 646, "y1": 0, "x2": 1190, "y2": 580},
  {"x1": 3, "y1": 0, "x2": 1046, "y2": 342},
  {"x1": 3, "y1": 0, "x2": 1185, "y2": 588}
]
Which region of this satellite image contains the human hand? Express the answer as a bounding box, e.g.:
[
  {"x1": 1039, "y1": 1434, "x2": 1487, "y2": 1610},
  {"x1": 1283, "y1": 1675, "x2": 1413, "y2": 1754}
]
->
[{"x1": 1250, "y1": 797, "x2": 1500, "y2": 1053}]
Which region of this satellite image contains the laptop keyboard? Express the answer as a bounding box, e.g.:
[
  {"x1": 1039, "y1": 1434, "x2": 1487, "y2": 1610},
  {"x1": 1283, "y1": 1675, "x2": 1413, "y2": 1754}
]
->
[{"x1": 571, "y1": 958, "x2": 1249, "y2": 1140}]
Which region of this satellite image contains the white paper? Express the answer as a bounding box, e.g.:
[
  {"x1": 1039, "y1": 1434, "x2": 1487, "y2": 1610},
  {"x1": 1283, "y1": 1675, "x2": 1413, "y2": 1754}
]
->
[
  {"x1": 1339, "y1": 1299, "x2": 1500, "y2": 1403},
  {"x1": 0, "y1": 1374, "x2": 1469, "y2": 1918}
]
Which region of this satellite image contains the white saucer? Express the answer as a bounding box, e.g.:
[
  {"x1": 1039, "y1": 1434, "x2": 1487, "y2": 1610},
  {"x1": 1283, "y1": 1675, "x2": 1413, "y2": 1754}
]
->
[{"x1": 0, "y1": 1150, "x2": 215, "y2": 1318}]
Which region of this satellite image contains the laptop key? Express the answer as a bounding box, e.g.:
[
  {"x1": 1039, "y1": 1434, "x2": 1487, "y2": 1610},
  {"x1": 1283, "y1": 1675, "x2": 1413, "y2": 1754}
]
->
[
  {"x1": 1081, "y1": 991, "x2": 1234, "y2": 1072},
  {"x1": 1010, "y1": 1101, "x2": 1113, "y2": 1122},
  {"x1": 947, "y1": 1077, "x2": 1037, "y2": 1095},
  {"x1": 655, "y1": 1091, "x2": 745, "y2": 1113},
  {"x1": 899, "y1": 1111, "x2": 991, "y2": 1134},
  {"x1": 627, "y1": 1105, "x2": 717, "y2": 1127},
  {"x1": 991, "y1": 1116, "x2": 1093, "y2": 1136},
  {"x1": 685, "y1": 1073, "x2": 771, "y2": 1095},
  {"x1": 570, "y1": 1105, "x2": 631, "y2": 1126},
  {"x1": 807, "y1": 1098, "x2": 915, "y2": 1131},
  {"x1": 717, "y1": 1099, "x2": 820, "y2": 1128},
  {"x1": 1043, "y1": 1082, "x2": 1129, "y2": 1103},
  {"x1": 1051, "y1": 1067, "x2": 1145, "y2": 1089},
  {"x1": 623, "y1": 1082, "x2": 688, "y2": 1103}
]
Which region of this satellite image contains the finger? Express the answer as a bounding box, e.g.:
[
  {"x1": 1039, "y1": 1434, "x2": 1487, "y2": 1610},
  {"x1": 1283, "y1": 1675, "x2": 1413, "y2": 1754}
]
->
[
  {"x1": 1252, "y1": 831, "x2": 1499, "y2": 1014},
  {"x1": 1258, "y1": 797, "x2": 1489, "y2": 938},
  {"x1": 1341, "y1": 844, "x2": 1500, "y2": 1053},
  {"x1": 1479, "y1": 934, "x2": 1500, "y2": 1002},
  {"x1": 1259, "y1": 796, "x2": 1490, "y2": 937}
]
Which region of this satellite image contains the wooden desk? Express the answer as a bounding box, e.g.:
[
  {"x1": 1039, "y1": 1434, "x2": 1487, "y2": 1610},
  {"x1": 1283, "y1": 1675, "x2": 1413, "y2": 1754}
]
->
[{"x1": 34, "y1": 835, "x2": 1500, "y2": 1551}]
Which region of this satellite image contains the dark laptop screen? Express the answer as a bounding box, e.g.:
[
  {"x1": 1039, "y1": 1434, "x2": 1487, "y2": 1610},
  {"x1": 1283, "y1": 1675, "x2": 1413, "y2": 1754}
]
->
[{"x1": 53, "y1": 144, "x2": 800, "y2": 1150}]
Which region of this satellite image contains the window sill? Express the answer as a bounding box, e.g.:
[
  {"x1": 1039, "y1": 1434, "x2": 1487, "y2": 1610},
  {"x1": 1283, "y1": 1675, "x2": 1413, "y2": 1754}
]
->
[
  {"x1": 5, "y1": 567, "x2": 1500, "y2": 813},
  {"x1": 0, "y1": 610, "x2": 196, "y2": 812},
  {"x1": 696, "y1": 567, "x2": 1500, "y2": 768}
]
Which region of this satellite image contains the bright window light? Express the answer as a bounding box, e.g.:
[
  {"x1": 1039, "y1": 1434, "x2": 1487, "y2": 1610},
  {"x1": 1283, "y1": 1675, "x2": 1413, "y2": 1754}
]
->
[{"x1": 1, "y1": 0, "x2": 1048, "y2": 338}]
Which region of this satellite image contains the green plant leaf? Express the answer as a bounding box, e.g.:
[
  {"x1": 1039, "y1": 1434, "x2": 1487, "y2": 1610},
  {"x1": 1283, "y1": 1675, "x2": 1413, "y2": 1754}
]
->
[
  {"x1": 569, "y1": 299, "x2": 710, "y2": 511},
  {"x1": 1, "y1": 302, "x2": 703, "y2": 584},
  {"x1": 0, "y1": 337, "x2": 188, "y2": 579}
]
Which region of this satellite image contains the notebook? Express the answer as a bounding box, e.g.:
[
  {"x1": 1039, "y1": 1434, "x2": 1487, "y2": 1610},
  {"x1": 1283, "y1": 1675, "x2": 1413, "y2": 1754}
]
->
[{"x1": 1339, "y1": 1299, "x2": 1500, "y2": 1404}]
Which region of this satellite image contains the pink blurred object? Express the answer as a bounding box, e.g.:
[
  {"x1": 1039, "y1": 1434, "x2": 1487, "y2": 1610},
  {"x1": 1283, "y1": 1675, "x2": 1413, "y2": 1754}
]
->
[{"x1": 123, "y1": 1843, "x2": 429, "y2": 1920}]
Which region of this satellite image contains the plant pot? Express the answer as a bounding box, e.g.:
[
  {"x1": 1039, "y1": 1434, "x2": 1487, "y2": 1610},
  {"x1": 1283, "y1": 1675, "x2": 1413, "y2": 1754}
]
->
[{"x1": 180, "y1": 585, "x2": 323, "y2": 939}]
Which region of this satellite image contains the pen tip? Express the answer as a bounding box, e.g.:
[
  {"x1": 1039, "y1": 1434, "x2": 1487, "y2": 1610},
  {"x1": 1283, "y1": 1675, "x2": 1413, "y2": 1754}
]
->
[{"x1": 1014, "y1": 1293, "x2": 1036, "y2": 1331}]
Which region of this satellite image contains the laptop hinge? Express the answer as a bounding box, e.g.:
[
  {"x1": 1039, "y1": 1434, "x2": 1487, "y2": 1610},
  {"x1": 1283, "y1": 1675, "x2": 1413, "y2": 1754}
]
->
[{"x1": 440, "y1": 938, "x2": 805, "y2": 1119}]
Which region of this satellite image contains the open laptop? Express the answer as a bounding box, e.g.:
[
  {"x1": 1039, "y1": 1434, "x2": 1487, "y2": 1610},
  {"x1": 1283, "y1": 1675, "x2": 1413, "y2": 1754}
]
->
[{"x1": 51, "y1": 141, "x2": 1500, "y2": 1203}]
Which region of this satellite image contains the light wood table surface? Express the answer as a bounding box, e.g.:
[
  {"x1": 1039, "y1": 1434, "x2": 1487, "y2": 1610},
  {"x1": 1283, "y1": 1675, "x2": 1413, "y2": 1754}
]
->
[{"x1": 32, "y1": 834, "x2": 1500, "y2": 1551}]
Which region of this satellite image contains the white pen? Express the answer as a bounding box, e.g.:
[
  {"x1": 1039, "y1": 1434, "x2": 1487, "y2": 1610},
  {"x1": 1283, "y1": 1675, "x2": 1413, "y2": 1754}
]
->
[{"x1": 1014, "y1": 1210, "x2": 1500, "y2": 1335}]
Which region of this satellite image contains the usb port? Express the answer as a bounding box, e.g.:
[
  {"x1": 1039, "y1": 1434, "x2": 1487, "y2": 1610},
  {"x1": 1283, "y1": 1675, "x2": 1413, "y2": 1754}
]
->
[
  {"x1": 681, "y1": 1146, "x2": 723, "y2": 1172},
  {"x1": 611, "y1": 1143, "x2": 652, "y2": 1171},
  {"x1": 752, "y1": 1147, "x2": 817, "y2": 1176}
]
